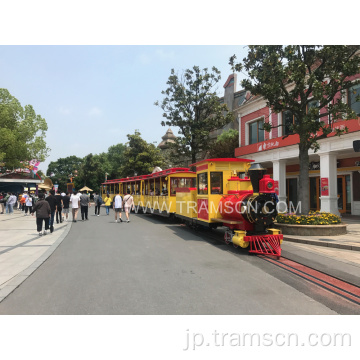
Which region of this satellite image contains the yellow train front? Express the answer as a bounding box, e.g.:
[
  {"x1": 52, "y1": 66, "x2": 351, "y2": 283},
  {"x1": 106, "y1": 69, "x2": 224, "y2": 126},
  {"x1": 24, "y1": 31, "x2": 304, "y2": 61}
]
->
[
  {"x1": 175, "y1": 158, "x2": 283, "y2": 257},
  {"x1": 101, "y1": 158, "x2": 283, "y2": 257}
]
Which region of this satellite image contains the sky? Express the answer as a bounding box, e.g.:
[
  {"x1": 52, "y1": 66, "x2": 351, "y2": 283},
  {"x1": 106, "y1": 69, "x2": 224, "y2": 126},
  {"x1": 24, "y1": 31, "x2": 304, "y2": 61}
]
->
[
  {"x1": 0, "y1": 1, "x2": 349, "y2": 175},
  {"x1": 0, "y1": 45, "x2": 248, "y2": 172}
]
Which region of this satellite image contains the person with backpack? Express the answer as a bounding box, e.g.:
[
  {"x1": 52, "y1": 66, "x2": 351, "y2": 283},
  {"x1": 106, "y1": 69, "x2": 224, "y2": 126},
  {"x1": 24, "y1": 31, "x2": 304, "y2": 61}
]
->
[
  {"x1": 123, "y1": 189, "x2": 134, "y2": 223},
  {"x1": 94, "y1": 192, "x2": 102, "y2": 216}
]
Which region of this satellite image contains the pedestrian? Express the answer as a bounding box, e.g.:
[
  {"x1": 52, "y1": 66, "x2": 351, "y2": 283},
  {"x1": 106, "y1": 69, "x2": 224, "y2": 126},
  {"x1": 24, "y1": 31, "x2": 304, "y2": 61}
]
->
[
  {"x1": 45, "y1": 189, "x2": 57, "y2": 233},
  {"x1": 70, "y1": 190, "x2": 80, "y2": 222},
  {"x1": 4, "y1": 192, "x2": 10, "y2": 213},
  {"x1": 80, "y1": 190, "x2": 91, "y2": 221},
  {"x1": 7, "y1": 193, "x2": 17, "y2": 214},
  {"x1": 31, "y1": 193, "x2": 51, "y2": 236},
  {"x1": 20, "y1": 192, "x2": 27, "y2": 211},
  {"x1": 113, "y1": 191, "x2": 123, "y2": 223},
  {"x1": 0, "y1": 192, "x2": 5, "y2": 214},
  {"x1": 123, "y1": 190, "x2": 135, "y2": 223},
  {"x1": 93, "y1": 192, "x2": 102, "y2": 216},
  {"x1": 55, "y1": 190, "x2": 63, "y2": 223},
  {"x1": 62, "y1": 192, "x2": 71, "y2": 222},
  {"x1": 104, "y1": 193, "x2": 112, "y2": 215},
  {"x1": 24, "y1": 194, "x2": 33, "y2": 215}
]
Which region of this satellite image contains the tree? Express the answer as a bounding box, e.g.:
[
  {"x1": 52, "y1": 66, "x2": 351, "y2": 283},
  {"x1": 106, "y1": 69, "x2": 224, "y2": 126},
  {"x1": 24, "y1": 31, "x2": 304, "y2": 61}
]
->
[
  {"x1": 76, "y1": 153, "x2": 112, "y2": 191},
  {"x1": 46, "y1": 155, "x2": 83, "y2": 191},
  {"x1": 155, "y1": 66, "x2": 234, "y2": 164},
  {"x1": 0, "y1": 88, "x2": 50, "y2": 169},
  {"x1": 209, "y1": 129, "x2": 239, "y2": 158},
  {"x1": 120, "y1": 131, "x2": 165, "y2": 177},
  {"x1": 230, "y1": 46, "x2": 360, "y2": 214},
  {"x1": 107, "y1": 143, "x2": 126, "y2": 179}
]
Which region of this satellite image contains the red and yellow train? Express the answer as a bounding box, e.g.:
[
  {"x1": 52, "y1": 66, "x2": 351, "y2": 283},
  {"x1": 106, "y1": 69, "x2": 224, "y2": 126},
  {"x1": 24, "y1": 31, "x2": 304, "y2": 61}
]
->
[{"x1": 101, "y1": 158, "x2": 283, "y2": 257}]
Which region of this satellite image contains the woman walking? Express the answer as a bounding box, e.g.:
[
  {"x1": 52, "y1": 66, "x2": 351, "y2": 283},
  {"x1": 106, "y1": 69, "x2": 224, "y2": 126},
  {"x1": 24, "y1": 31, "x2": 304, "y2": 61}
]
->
[
  {"x1": 31, "y1": 193, "x2": 51, "y2": 236},
  {"x1": 123, "y1": 190, "x2": 134, "y2": 223},
  {"x1": 104, "y1": 194, "x2": 112, "y2": 215}
]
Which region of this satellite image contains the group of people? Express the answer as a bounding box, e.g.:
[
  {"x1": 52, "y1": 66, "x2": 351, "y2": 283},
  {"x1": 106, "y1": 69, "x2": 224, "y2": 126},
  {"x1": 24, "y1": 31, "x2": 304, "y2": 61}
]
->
[
  {"x1": 103, "y1": 190, "x2": 134, "y2": 223},
  {"x1": 0, "y1": 191, "x2": 40, "y2": 215},
  {"x1": 1, "y1": 187, "x2": 136, "y2": 236}
]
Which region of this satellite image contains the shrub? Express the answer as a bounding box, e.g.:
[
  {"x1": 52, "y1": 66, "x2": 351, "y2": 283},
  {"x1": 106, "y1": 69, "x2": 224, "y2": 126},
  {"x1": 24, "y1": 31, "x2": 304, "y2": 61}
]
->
[{"x1": 276, "y1": 211, "x2": 342, "y2": 225}]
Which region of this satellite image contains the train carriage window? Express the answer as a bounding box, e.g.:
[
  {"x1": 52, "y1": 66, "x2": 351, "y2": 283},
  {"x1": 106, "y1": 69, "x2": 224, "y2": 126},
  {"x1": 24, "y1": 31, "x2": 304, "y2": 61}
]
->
[
  {"x1": 197, "y1": 173, "x2": 208, "y2": 195},
  {"x1": 115, "y1": 184, "x2": 119, "y2": 194},
  {"x1": 210, "y1": 172, "x2": 223, "y2": 194}
]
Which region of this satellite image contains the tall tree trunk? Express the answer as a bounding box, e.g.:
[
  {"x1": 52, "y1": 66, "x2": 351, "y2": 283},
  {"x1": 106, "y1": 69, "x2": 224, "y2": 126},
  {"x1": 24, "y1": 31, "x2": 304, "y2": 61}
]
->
[{"x1": 298, "y1": 140, "x2": 310, "y2": 215}]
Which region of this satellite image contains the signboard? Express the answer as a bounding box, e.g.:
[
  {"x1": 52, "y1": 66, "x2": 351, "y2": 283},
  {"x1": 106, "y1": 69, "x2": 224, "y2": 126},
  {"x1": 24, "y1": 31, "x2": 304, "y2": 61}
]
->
[
  {"x1": 321, "y1": 178, "x2": 329, "y2": 196},
  {"x1": 273, "y1": 180, "x2": 279, "y2": 195}
]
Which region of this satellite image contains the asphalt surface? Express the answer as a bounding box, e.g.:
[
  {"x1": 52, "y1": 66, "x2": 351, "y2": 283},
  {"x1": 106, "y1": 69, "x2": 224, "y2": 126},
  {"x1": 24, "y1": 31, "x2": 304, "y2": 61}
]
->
[{"x1": 0, "y1": 211, "x2": 357, "y2": 315}]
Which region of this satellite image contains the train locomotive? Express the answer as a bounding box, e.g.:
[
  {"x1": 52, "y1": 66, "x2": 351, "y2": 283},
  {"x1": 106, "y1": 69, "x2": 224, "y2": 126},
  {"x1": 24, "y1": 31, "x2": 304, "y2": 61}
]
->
[{"x1": 101, "y1": 158, "x2": 283, "y2": 258}]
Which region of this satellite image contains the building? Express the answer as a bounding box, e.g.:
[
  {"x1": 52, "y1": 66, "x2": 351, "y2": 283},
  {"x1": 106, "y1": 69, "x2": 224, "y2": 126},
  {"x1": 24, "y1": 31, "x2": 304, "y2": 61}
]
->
[{"x1": 224, "y1": 74, "x2": 360, "y2": 216}]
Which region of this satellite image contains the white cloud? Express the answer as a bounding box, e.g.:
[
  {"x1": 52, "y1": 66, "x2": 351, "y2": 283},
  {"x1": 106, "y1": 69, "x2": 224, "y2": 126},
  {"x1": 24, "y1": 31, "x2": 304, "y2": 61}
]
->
[{"x1": 88, "y1": 107, "x2": 102, "y2": 117}]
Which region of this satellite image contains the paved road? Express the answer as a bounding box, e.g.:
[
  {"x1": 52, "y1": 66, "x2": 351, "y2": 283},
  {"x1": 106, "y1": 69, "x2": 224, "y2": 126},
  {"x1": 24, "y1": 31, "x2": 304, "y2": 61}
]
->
[{"x1": 0, "y1": 211, "x2": 350, "y2": 315}]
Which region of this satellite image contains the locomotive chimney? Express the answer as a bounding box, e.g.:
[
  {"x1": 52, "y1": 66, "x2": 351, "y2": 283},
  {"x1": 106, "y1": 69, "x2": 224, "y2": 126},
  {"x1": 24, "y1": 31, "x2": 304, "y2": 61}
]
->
[{"x1": 248, "y1": 163, "x2": 266, "y2": 193}]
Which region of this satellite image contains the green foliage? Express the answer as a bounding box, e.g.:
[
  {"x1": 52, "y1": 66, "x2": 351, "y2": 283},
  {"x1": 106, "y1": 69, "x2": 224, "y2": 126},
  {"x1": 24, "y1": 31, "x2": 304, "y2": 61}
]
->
[
  {"x1": 230, "y1": 46, "x2": 360, "y2": 150},
  {"x1": 75, "y1": 153, "x2": 112, "y2": 191},
  {"x1": 209, "y1": 129, "x2": 239, "y2": 158},
  {"x1": 0, "y1": 88, "x2": 50, "y2": 169},
  {"x1": 155, "y1": 66, "x2": 234, "y2": 164},
  {"x1": 276, "y1": 211, "x2": 341, "y2": 225},
  {"x1": 120, "y1": 130, "x2": 165, "y2": 177},
  {"x1": 230, "y1": 46, "x2": 360, "y2": 214},
  {"x1": 107, "y1": 143, "x2": 126, "y2": 179},
  {"x1": 46, "y1": 155, "x2": 84, "y2": 191}
]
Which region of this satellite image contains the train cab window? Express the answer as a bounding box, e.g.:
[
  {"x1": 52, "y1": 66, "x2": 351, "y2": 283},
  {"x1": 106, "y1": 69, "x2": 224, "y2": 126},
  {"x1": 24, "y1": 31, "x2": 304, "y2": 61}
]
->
[
  {"x1": 210, "y1": 172, "x2": 223, "y2": 194},
  {"x1": 198, "y1": 173, "x2": 208, "y2": 195},
  {"x1": 237, "y1": 172, "x2": 246, "y2": 179}
]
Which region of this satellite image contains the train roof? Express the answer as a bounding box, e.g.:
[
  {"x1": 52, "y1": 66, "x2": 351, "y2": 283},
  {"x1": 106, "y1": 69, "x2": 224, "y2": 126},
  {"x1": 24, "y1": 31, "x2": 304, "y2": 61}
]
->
[
  {"x1": 190, "y1": 158, "x2": 255, "y2": 167},
  {"x1": 101, "y1": 167, "x2": 195, "y2": 185}
]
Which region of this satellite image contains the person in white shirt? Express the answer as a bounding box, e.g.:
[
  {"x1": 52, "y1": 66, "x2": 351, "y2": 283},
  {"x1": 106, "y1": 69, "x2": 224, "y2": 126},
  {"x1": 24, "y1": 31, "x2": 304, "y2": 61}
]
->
[
  {"x1": 24, "y1": 195, "x2": 33, "y2": 215},
  {"x1": 70, "y1": 191, "x2": 81, "y2": 222},
  {"x1": 123, "y1": 190, "x2": 135, "y2": 223},
  {"x1": 113, "y1": 192, "x2": 123, "y2": 223}
]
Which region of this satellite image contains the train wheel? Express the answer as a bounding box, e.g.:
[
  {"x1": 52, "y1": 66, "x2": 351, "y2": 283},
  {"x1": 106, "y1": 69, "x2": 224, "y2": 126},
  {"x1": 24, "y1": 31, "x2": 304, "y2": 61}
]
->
[{"x1": 224, "y1": 231, "x2": 232, "y2": 245}]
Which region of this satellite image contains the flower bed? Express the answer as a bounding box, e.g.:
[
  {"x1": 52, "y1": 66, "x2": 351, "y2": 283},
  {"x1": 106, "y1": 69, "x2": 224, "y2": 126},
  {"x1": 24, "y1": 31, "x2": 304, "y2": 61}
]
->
[
  {"x1": 276, "y1": 211, "x2": 342, "y2": 225},
  {"x1": 274, "y1": 211, "x2": 346, "y2": 236}
]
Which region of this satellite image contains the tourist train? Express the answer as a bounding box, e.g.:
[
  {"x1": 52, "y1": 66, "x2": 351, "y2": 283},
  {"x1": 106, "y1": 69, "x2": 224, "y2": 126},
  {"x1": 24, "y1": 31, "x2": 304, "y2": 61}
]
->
[{"x1": 100, "y1": 158, "x2": 283, "y2": 257}]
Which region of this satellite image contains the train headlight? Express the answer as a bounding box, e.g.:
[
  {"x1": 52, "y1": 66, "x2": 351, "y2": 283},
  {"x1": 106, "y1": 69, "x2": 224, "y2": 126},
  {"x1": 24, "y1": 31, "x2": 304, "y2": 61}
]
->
[{"x1": 267, "y1": 182, "x2": 273, "y2": 190}]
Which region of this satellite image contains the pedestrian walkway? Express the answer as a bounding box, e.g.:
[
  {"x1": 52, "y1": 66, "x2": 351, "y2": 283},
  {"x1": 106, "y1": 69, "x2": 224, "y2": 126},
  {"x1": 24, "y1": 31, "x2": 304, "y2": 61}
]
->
[
  {"x1": 283, "y1": 215, "x2": 360, "y2": 251},
  {"x1": 0, "y1": 212, "x2": 72, "y2": 302}
]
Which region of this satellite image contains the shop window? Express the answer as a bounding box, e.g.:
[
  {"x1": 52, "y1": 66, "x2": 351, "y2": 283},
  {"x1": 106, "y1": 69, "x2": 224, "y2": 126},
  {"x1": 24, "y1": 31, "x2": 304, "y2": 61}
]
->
[
  {"x1": 198, "y1": 173, "x2": 208, "y2": 195},
  {"x1": 348, "y1": 84, "x2": 360, "y2": 116},
  {"x1": 210, "y1": 172, "x2": 223, "y2": 194},
  {"x1": 249, "y1": 119, "x2": 264, "y2": 144}
]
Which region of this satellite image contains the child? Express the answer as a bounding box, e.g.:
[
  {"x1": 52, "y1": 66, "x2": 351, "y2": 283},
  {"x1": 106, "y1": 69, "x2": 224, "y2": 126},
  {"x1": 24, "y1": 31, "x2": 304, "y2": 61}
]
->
[{"x1": 31, "y1": 193, "x2": 51, "y2": 236}]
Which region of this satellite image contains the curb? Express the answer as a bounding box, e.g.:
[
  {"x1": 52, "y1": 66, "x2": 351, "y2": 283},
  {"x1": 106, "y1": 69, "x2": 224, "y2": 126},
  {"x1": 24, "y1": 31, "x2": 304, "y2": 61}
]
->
[
  {"x1": 283, "y1": 236, "x2": 360, "y2": 252},
  {"x1": 0, "y1": 221, "x2": 73, "y2": 303}
]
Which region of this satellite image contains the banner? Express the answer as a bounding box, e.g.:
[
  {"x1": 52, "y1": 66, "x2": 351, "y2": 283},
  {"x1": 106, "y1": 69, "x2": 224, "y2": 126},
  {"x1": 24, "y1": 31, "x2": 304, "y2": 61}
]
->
[{"x1": 321, "y1": 177, "x2": 329, "y2": 196}]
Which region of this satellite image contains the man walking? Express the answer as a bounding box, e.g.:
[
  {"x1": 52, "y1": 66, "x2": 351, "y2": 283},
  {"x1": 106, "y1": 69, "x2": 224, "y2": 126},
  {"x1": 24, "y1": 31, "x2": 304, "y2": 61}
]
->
[
  {"x1": 55, "y1": 190, "x2": 63, "y2": 223},
  {"x1": 45, "y1": 189, "x2": 57, "y2": 233},
  {"x1": 62, "y1": 192, "x2": 71, "y2": 222},
  {"x1": 93, "y1": 192, "x2": 102, "y2": 216},
  {"x1": 7, "y1": 193, "x2": 17, "y2": 214},
  {"x1": 70, "y1": 190, "x2": 80, "y2": 222},
  {"x1": 80, "y1": 191, "x2": 91, "y2": 221},
  {"x1": 113, "y1": 191, "x2": 123, "y2": 223},
  {"x1": 123, "y1": 190, "x2": 134, "y2": 223}
]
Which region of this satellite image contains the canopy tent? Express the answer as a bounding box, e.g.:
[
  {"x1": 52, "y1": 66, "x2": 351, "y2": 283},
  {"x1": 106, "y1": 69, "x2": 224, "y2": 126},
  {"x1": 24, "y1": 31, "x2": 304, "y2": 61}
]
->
[{"x1": 79, "y1": 186, "x2": 93, "y2": 192}]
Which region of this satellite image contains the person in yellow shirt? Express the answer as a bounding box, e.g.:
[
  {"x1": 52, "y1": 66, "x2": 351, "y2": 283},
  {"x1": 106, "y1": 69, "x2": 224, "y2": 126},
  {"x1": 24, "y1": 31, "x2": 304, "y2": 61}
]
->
[{"x1": 104, "y1": 195, "x2": 112, "y2": 215}]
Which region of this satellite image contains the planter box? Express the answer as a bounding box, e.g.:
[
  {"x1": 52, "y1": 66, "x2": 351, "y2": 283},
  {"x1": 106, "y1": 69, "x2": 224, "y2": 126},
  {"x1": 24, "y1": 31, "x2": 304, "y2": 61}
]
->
[{"x1": 274, "y1": 223, "x2": 347, "y2": 236}]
